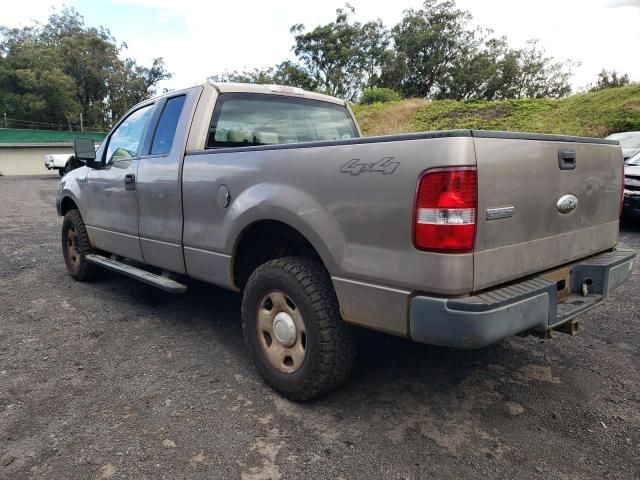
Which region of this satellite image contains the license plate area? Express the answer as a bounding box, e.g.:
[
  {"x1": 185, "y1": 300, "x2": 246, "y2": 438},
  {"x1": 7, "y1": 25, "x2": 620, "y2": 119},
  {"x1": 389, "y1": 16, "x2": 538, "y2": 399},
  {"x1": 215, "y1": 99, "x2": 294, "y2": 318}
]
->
[{"x1": 542, "y1": 266, "x2": 571, "y2": 302}]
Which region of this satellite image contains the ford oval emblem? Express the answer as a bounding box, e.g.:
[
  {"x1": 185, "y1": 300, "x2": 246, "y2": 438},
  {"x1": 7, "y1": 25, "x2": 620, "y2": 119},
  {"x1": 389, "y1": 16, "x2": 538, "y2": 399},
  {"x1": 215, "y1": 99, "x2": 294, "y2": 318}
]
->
[{"x1": 557, "y1": 194, "x2": 578, "y2": 214}]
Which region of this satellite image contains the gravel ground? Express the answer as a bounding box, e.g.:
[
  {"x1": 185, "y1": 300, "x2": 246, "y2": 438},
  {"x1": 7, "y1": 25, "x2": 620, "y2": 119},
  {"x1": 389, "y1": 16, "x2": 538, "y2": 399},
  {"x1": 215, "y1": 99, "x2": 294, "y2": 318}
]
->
[{"x1": 1, "y1": 175, "x2": 639, "y2": 480}]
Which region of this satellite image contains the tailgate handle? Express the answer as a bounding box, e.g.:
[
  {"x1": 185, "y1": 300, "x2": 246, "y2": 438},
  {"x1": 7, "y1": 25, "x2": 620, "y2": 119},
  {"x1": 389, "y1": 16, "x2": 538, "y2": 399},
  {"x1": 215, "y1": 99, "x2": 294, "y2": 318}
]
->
[{"x1": 558, "y1": 150, "x2": 576, "y2": 170}]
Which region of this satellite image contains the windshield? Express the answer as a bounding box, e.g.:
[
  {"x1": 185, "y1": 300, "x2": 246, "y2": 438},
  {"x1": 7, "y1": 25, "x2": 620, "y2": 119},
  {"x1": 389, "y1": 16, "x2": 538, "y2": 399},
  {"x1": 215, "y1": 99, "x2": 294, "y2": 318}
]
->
[
  {"x1": 626, "y1": 152, "x2": 640, "y2": 166},
  {"x1": 608, "y1": 132, "x2": 640, "y2": 149}
]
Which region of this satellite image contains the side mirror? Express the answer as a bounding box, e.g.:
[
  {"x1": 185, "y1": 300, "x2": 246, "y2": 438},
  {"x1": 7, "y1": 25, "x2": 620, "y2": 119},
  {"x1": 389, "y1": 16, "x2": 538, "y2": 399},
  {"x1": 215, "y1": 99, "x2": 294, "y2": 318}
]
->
[{"x1": 73, "y1": 137, "x2": 101, "y2": 168}]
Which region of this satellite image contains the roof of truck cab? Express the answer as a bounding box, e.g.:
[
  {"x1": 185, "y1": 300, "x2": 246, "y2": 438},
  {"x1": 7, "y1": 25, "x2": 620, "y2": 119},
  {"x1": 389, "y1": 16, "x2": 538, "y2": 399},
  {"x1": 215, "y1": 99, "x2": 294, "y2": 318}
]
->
[{"x1": 204, "y1": 81, "x2": 346, "y2": 106}]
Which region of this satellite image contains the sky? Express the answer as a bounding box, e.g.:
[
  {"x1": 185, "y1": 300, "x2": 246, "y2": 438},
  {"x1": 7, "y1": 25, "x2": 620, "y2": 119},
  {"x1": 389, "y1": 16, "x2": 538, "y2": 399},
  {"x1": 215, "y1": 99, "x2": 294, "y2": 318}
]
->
[{"x1": 3, "y1": 0, "x2": 640, "y2": 93}]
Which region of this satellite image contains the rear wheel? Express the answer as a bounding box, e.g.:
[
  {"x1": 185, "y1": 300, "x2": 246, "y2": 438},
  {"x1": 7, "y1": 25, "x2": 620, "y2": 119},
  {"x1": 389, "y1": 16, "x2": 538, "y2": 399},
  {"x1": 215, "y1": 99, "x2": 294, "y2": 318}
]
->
[
  {"x1": 58, "y1": 168, "x2": 65, "y2": 177},
  {"x1": 241, "y1": 256, "x2": 356, "y2": 401},
  {"x1": 62, "y1": 209, "x2": 99, "y2": 281}
]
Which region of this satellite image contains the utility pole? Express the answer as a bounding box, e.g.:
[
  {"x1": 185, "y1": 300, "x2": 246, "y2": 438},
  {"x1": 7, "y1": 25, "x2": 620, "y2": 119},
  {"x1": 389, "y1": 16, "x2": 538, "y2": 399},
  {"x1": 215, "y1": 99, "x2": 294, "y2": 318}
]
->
[{"x1": 80, "y1": 113, "x2": 84, "y2": 132}]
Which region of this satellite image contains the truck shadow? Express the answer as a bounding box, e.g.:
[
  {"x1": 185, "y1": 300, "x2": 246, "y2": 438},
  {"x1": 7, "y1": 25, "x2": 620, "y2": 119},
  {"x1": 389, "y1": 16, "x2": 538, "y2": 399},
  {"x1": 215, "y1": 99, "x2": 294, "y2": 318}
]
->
[
  {"x1": 88, "y1": 270, "x2": 592, "y2": 459},
  {"x1": 102, "y1": 269, "x2": 545, "y2": 399}
]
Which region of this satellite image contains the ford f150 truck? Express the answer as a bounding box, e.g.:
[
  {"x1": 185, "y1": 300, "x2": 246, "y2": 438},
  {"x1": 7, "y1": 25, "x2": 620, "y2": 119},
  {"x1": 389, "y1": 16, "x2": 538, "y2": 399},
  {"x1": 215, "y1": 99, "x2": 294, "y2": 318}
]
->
[{"x1": 57, "y1": 81, "x2": 635, "y2": 400}]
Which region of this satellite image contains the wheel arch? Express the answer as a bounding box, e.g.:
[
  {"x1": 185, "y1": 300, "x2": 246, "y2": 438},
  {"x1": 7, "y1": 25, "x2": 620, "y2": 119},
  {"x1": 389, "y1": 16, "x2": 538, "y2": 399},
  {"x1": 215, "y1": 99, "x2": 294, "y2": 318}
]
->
[
  {"x1": 231, "y1": 219, "x2": 333, "y2": 291},
  {"x1": 60, "y1": 196, "x2": 79, "y2": 216}
]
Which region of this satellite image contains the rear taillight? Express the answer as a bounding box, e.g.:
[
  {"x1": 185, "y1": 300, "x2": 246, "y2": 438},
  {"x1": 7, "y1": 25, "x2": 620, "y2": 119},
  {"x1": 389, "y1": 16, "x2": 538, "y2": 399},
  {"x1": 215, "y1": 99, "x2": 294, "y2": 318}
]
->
[{"x1": 414, "y1": 167, "x2": 477, "y2": 252}]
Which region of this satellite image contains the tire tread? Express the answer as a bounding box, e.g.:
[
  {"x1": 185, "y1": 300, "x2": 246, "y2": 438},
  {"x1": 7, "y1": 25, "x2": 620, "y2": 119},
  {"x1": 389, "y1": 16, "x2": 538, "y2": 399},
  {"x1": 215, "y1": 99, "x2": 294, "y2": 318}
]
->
[{"x1": 241, "y1": 256, "x2": 356, "y2": 401}]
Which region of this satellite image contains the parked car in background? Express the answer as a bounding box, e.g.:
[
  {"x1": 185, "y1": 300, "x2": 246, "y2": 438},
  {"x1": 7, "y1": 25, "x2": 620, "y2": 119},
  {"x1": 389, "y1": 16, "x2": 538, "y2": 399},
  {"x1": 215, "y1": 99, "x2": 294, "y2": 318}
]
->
[
  {"x1": 45, "y1": 144, "x2": 99, "y2": 176},
  {"x1": 606, "y1": 132, "x2": 640, "y2": 161},
  {"x1": 623, "y1": 151, "x2": 640, "y2": 218},
  {"x1": 44, "y1": 152, "x2": 80, "y2": 176}
]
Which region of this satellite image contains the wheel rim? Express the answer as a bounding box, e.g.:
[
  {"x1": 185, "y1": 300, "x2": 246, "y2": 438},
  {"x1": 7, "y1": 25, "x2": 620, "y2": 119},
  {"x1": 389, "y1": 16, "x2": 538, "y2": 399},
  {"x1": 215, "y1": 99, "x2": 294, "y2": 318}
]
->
[
  {"x1": 257, "y1": 290, "x2": 307, "y2": 373},
  {"x1": 66, "y1": 226, "x2": 80, "y2": 268}
]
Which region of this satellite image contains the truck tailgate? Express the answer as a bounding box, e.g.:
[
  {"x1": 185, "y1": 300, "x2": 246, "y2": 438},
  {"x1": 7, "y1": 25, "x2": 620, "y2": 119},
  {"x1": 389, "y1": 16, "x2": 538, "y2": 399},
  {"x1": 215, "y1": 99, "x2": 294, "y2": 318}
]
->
[{"x1": 473, "y1": 132, "x2": 622, "y2": 291}]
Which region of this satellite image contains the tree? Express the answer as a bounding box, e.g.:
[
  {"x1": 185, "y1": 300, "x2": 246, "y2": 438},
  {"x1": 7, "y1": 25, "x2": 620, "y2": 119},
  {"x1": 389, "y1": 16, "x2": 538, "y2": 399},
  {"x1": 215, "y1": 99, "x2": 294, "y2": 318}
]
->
[
  {"x1": 208, "y1": 1, "x2": 575, "y2": 102},
  {"x1": 590, "y1": 69, "x2": 632, "y2": 91},
  {"x1": 511, "y1": 40, "x2": 574, "y2": 99},
  {"x1": 389, "y1": 0, "x2": 477, "y2": 98},
  {"x1": 438, "y1": 37, "x2": 575, "y2": 101},
  {"x1": 208, "y1": 61, "x2": 317, "y2": 91},
  {"x1": 290, "y1": 5, "x2": 390, "y2": 100},
  {"x1": 0, "y1": 7, "x2": 171, "y2": 130},
  {"x1": 436, "y1": 33, "x2": 505, "y2": 100}
]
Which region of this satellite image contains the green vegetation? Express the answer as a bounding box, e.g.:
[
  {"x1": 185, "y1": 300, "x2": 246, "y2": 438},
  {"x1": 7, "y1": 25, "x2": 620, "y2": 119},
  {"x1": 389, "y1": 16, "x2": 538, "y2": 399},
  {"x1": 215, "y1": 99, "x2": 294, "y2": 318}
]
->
[
  {"x1": 212, "y1": 1, "x2": 575, "y2": 103},
  {"x1": 359, "y1": 87, "x2": 402, "y2": 105},
  {"x1": 352, "y1": 85, "x2": 640, "y2": 137},
  {"x1": 0, "y1": 8, "x2": 170, "y2": 132}
]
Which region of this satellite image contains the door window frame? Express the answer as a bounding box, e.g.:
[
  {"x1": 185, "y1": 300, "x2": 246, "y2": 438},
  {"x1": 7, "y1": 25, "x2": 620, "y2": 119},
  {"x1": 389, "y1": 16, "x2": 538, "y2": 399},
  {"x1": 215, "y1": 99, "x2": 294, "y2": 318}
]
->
[
  {"x1": 144, "y1": 94, "x2": 188, "y2": 159},
  {"x1": 101, "y1": 102, "x2": 156, "y2": 166}
]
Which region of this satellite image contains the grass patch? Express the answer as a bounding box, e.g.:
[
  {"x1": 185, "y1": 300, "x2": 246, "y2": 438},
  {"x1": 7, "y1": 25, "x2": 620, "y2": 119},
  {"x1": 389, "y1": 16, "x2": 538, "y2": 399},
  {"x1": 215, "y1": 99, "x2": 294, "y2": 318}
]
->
[
  {"x1": 351, "y1": 99, "x2": 429, "y2": 136},
  {"x1": 352, "y1": 85, "x2": 640, "y2": 137}
]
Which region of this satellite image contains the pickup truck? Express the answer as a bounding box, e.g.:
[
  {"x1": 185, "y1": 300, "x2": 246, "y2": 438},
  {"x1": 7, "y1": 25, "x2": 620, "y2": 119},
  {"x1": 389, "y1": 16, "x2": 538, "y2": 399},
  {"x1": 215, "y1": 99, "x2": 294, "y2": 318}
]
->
[
  {"x1": 57, "y1": 81, "x2": 635, "y2": 400},
  {"x1": 45, "y1": 152, "x2": 81, "y2": 176}
]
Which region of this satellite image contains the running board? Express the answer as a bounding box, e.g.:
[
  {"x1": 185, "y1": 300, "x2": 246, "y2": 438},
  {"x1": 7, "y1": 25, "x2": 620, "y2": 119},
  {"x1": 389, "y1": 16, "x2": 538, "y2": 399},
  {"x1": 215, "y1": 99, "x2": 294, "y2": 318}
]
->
[{"x1": 85, "y1": 254, "x2": 187, "y2": 293}]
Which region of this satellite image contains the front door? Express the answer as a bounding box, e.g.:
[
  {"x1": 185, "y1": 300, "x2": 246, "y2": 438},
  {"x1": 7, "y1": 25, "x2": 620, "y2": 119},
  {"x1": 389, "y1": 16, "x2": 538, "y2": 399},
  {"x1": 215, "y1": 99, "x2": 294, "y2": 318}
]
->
[
  {"x1": 86, "y1": 104, "x2": 154, "y2": 261},
  {"x1": 137, "y1": 93, "x2": 190, "y2": 273}
]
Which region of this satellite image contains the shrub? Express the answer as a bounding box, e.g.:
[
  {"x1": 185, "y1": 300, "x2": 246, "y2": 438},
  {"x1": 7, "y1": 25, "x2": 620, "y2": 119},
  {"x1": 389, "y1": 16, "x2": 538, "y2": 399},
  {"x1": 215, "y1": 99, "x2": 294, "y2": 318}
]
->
[{"x1": 359, "y1": 87, "x2": 401, "y2": 105}]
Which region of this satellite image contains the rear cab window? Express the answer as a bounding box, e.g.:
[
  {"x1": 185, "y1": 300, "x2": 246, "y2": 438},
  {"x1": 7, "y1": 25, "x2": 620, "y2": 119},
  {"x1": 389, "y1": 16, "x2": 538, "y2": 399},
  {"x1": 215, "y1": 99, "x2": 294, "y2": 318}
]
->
[{"x1": 205, "y1": 94, "x2": 358, "y2": 149}]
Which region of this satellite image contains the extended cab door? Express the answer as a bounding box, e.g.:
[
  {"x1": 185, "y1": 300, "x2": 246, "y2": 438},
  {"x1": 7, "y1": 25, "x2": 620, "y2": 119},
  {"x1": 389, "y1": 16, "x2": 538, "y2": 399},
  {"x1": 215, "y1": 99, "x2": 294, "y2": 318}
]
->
[
  {"x1": 86, "y1": 103, "x2": 154, "y2": 261},
  {"x1": 136, "y1": 88, "x2": 200, "y2": 274}
]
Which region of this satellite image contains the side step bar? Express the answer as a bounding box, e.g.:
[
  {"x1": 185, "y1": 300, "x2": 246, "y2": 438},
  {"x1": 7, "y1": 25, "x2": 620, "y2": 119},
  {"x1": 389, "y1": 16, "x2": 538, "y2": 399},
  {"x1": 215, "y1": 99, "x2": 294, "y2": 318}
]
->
[{"x1": 85, "y1": 254, "x2": 187, "y2": 293}]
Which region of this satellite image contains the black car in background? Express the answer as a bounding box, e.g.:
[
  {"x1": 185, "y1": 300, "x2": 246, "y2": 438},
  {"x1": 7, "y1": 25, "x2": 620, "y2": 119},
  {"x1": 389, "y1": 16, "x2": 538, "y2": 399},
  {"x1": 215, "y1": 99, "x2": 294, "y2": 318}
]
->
[{"x1": 623, "y1": 151, "x2": 640, "y2": 218}]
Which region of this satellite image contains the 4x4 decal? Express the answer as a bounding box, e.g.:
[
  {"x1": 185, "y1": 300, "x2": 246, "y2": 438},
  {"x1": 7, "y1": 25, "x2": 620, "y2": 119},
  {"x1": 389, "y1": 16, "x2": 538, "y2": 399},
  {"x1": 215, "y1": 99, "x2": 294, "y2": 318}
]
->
[{"x1": 340, "y1": 156, "x2": 400, "y2": 176}]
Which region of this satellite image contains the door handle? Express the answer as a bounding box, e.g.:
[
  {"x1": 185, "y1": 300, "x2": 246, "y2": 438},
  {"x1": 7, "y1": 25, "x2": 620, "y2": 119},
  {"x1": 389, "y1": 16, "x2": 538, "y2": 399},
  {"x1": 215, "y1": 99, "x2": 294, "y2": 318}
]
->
[
  {"x1": 124, "y1": 173, "x2": 136, "y2": 191},
  {"x1": 558, "y1": 150, "x2": 576, "y2": 170}
]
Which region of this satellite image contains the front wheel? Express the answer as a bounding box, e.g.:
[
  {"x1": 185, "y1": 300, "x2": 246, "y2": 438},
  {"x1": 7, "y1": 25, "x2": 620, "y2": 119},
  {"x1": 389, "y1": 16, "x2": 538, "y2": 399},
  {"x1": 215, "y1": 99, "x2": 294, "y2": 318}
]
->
[
  {"x1": 61, "y1": 209, "x2": 100, "y2": 281},
  {"x1": 241, "y1": 257, "x2": 356, "y2": 401}
]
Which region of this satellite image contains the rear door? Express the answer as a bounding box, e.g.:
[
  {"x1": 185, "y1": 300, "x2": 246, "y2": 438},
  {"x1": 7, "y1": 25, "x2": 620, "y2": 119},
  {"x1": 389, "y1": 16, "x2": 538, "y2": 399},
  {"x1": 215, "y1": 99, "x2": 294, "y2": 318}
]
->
[
  {"x1": 473, "y1": 132, "x2": 622, "y2": 291},
  {"x1": 86, "y1": 104, "x2": 154, "y2": 261}
]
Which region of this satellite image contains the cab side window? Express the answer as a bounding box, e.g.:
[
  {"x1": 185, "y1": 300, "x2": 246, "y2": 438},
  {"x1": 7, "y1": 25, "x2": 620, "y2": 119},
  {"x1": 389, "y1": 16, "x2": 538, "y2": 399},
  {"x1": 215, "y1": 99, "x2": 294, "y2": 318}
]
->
[
  {"x1": 150, "y1": 95, "x2": 186, "y2": 155},
  {"x1": 106, "y1": 105, "x2": 153, "y2": 164}
]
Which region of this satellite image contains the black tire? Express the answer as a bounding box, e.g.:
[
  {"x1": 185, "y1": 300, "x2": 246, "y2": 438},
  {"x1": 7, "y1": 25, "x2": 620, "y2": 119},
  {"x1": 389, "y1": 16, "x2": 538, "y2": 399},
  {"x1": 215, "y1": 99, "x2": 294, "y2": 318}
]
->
[
  {"x1": 241, "y1": 256, "x2": 356, "y2": 401},
  {"x1": 61, "y1": 209, "x2": 100, "y2": 281},
  {"x1": 58, "y1": 168, "x2": 65, "y2": 177},
  {"x1": 63, "y1": 160, "x2": 73, "y2": 175}
]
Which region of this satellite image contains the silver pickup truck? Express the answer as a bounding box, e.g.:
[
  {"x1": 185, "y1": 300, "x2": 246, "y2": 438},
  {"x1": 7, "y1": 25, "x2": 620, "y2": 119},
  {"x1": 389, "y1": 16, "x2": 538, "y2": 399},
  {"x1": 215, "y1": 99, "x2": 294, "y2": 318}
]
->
[{"x1": 58, "y1": 82, "x2": 635, "y2": 400}]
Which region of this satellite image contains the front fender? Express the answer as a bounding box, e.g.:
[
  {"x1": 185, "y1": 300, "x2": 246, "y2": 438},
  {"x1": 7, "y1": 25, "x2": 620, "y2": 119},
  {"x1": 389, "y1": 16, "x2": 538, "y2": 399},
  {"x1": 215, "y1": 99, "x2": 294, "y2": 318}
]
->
[{"x1": 57, "y1": 167, "x2": 88, "y2": 218}]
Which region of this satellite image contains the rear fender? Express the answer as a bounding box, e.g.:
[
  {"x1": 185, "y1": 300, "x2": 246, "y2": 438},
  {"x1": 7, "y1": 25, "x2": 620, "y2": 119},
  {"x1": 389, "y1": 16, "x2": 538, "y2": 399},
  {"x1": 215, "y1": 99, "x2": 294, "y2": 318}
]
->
[{"x1": 226, "y1": 182, "x2": 345, "y2": 274}]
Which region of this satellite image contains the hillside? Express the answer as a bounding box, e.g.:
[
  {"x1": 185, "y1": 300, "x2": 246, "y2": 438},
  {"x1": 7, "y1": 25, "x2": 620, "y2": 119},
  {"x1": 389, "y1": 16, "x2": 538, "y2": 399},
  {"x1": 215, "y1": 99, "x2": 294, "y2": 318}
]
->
[{"x1": 352, "y1": 85, "x2": 640, "y2": 138}]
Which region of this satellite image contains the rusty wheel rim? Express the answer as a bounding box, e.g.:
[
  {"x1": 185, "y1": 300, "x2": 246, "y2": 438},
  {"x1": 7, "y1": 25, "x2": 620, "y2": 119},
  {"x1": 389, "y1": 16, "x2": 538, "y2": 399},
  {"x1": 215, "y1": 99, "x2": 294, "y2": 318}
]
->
[
  {"x1": 66, "y1": 226, "x2": 80, "y2": 268},
  {"x1": 256, "y1": 290, "x2": 307, "y2": 373}
]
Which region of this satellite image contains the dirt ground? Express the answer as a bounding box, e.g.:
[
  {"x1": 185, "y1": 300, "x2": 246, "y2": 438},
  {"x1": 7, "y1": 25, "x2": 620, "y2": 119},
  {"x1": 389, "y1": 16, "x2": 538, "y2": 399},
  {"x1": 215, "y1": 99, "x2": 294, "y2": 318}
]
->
[{"x1": 1, "y1": 175, "x2": 639, "y2": 480}]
